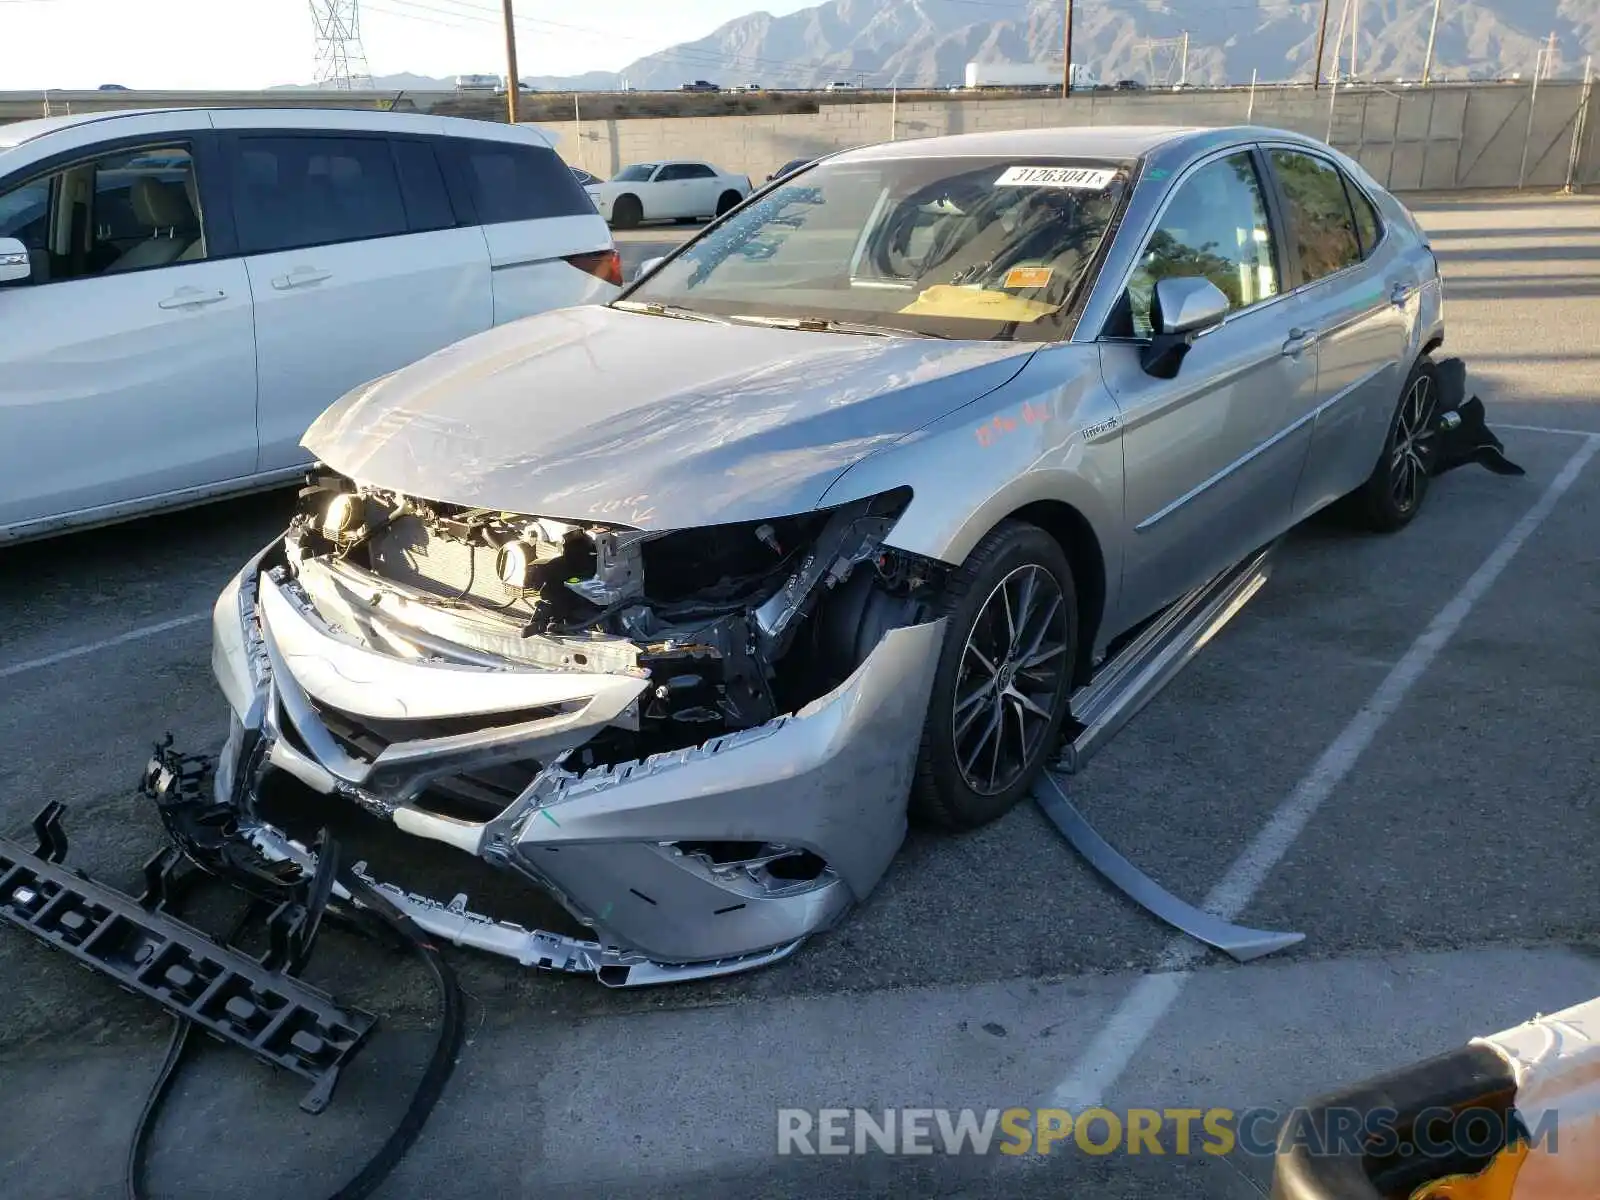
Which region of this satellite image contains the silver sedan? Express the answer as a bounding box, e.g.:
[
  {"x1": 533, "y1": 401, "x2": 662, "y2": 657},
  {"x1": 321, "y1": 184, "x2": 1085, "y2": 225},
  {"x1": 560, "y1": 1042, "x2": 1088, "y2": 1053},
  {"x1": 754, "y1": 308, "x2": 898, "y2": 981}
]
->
[{"x1": 206, "y1": 125, "x2": 1447, "y2": 984}]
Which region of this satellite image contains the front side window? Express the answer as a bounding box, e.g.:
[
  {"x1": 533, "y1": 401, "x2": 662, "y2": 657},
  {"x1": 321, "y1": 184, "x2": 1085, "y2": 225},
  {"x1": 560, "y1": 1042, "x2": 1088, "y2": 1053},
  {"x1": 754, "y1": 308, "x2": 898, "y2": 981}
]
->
[
  {"x1": 613, "y1": 163, "x2": 658, "y2": 182},
  {"x1": 0, "y1": 143, "x2": 205, "y2": 284},
  {"x1": 627, "y1": 155, "x2": 1129, "y2": 342},
  {"x1": 1117, "y1": 151, "x2": 1280, "y2": 338},
  {"x1": 230, "y1": 136, "x2": 407, "y2": 255},
  {"x1": 0, "y1": 178, "x2": 52, "y2": 252},
  {"x1": 1270, "y1": 150, "x2": 1363, "y2": 282}
]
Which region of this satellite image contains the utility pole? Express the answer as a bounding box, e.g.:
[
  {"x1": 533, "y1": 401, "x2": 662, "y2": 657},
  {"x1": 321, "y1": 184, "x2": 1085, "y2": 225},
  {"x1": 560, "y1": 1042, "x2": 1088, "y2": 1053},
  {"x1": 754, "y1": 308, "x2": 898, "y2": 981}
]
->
[
  {"x1": 1313, "y1": 0, "x2": 1332, "y2": 91},
  {"x1": 501, "y1": 0, "x2": 521, "y2": 124},
  {"x1": 1180, "y1": 31, "x2": 1189, "y2": 86},
  {"x1": 1422, "y1": 0, "x2": 1442, "y2": 86},
  {"x1": 1349, "y1": 0, "x2": 1359, "y2": 81},
  {"x1": 1063, "y1": 0, "x2": 1074, "y2": 98}
]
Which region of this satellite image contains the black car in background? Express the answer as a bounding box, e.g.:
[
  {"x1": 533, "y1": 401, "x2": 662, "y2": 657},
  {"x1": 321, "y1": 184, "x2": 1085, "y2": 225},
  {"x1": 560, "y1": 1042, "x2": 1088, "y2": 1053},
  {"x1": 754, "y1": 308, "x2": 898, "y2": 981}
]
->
[{"x1": 767, "y1": 157, "x2": 814, "y2": 182}]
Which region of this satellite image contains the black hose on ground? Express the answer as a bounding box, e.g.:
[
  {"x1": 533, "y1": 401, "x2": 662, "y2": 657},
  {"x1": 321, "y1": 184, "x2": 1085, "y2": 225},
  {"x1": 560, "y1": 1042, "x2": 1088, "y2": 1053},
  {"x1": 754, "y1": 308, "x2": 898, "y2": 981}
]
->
[{"x1": 124, "y1": 870, "x2": 465, "y2": 1200}]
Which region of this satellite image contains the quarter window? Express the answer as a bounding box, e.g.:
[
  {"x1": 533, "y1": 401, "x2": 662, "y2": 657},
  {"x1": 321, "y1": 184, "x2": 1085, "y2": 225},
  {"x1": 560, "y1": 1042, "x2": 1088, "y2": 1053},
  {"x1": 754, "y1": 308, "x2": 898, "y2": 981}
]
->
[
  {"x1": 1346, "y1": 177, "x2": 1383, "y2": 257},
  {"x1": 229, "y1": 135, "x2": 408, "y2": 255},
  {"x1": 1120, "y1": 151, "x2": 1280, "y2": 338},
  {"x1": 452, "y1": 140, "x2": 596, "y2": 224},
  {"x1": 1270, "y1": 150, "x2": 1363, "y2": 281}
]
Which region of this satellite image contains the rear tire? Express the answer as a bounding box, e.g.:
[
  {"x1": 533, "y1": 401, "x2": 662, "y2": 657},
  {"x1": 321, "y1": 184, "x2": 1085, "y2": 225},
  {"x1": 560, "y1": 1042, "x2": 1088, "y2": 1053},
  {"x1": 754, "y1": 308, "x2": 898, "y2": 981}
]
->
[
  {"x1": 715, "y1": 190, "x2": 742, "y2": 217},
  {"x1": 910, "y1": 521, "x2": 1078, "y2": 832},
  {"x1": 611, "y1": 194, "x2": 642, "y2": 230},
  {"x1": 1347, "y1": 356, "x2": 1440, "y2": 533}
]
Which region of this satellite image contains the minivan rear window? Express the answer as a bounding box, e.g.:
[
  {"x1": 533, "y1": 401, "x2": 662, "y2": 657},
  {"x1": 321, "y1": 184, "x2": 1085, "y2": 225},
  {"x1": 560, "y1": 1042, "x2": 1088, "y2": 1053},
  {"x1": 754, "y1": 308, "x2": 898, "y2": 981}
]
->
[{"x1": 446, "y1": 140, "x2": 595, "y2": 225}]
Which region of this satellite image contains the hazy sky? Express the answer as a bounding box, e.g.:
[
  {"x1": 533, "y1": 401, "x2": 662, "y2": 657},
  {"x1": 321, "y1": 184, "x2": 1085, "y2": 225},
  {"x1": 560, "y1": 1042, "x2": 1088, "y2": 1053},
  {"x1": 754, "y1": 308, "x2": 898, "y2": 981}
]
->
[{"x1": 1, "y1": 0, "x2": 820, "y2": 89}]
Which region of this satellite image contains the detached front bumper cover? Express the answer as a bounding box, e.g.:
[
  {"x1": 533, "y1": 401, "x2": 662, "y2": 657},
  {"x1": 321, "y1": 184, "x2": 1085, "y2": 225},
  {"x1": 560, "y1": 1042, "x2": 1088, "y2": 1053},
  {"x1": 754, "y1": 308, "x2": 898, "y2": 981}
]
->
[{"x1": 214, "y1": 558, "x2": 946, "y2": 985}]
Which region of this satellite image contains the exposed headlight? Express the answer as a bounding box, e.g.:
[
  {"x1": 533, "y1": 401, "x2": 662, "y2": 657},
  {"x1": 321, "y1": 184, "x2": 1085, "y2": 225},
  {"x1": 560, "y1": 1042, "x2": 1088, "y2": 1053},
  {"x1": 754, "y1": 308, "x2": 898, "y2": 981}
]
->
[
  {"x1": 321, "y1": 492, "x2": 360, "y2": 540},
  {"x1": 497, "y1": 540, "x2": 535, "y2": 588}
]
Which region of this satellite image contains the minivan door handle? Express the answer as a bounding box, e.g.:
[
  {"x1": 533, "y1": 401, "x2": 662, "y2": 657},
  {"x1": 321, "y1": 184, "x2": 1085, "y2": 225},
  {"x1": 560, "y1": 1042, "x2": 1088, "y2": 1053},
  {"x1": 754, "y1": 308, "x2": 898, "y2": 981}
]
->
[
  {"x1": 1282, "y1": 327, "x2": 1318, "y2": 356},
  {"x1": 158, "y1": 287, "x2": 228, "y2": 310},
  {"x1": 271, "y1": 267, "x2": 333, "y2": 290}
]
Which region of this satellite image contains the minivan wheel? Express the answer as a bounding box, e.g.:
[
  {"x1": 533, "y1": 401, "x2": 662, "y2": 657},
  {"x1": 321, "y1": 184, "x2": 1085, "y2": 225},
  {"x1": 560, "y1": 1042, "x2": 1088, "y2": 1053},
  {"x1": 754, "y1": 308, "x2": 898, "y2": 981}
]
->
[
  {"x1": 1348, "y1": 357, "x2": 1440, "y2": 533},
  {"x1": 910, "y1": 521, "x2": 1077, "y2": 833},
  {"x1": 611, "y1": 194, "x2": 642, "y2": 230}
]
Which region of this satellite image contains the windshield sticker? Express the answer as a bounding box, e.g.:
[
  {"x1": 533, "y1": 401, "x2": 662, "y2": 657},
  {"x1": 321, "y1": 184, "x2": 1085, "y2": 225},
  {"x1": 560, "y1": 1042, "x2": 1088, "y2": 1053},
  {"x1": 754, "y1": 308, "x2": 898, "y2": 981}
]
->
[
  {"x1": 1004, "y1": 265, "x2": 1054, "y2": 289},
  {"x1": 995, "y1": 165, "x2": 1117, "y2": 190}
]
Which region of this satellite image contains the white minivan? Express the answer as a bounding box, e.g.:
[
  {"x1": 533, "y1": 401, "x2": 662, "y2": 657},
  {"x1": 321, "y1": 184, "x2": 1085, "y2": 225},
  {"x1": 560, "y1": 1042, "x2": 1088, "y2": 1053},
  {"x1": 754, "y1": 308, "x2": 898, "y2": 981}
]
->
[{"x1": 0, "y1": 108, "x2": 622, "y2": 543}]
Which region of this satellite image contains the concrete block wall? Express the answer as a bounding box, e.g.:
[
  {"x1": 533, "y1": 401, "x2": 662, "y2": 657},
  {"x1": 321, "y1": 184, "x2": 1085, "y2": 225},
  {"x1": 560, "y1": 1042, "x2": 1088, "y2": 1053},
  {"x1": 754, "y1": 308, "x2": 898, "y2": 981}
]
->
[{"x1": 539, "y1": 82, "x2": 1599, "y2": 194}]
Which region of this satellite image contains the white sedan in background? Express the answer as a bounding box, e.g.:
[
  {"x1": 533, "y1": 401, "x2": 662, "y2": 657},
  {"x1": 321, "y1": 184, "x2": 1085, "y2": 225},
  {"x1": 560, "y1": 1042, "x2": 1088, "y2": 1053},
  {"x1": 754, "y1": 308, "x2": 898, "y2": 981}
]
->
[{"x1": 584, "y1": 161, "x2": 753, "y2": 228}]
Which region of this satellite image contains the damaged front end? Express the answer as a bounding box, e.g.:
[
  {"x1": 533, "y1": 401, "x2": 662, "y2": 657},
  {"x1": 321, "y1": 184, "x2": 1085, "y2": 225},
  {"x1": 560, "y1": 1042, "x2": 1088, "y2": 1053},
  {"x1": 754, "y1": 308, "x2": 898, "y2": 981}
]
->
[{"x1": 209, "y1": 474, "x2": 946, "y2": 985}]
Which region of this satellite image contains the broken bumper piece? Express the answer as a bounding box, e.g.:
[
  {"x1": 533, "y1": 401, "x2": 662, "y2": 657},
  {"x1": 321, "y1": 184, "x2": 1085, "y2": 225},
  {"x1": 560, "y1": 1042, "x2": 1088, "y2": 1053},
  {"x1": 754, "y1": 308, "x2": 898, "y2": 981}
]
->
[{"x1": 212, "y1": 561, "x2": 945, "y2": 985}]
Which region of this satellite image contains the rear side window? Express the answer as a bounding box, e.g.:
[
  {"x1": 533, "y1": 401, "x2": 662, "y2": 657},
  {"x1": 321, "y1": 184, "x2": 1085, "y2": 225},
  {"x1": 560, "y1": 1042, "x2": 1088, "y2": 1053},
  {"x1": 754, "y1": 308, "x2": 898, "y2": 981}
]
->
[
  {"x1": 1345, "y1": 177, "x2": 1383, "y2": 257},
  {"x1": 230, "y1": 135, "x2": 407, "y2": 254},
  {"x1": 1269, "y1": 149, "x2": 1363, "y2": 283},
  {"x1": 658, "y1": 163, "x2": 715, "y2": 181},
  {"x1": 448, "y1": 139, "x2": 593, "y2": 225},
  {"x1": 391, "y1": 139, "x2": 456, "y2": 233}
]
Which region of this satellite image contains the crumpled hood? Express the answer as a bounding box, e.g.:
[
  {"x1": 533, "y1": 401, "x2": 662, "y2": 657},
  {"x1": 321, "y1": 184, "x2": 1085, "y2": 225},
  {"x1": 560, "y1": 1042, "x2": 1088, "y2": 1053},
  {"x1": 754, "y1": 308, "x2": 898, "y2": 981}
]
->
[{"x1": 304, "y1": 304, "x2": 1035, "y2": 529}]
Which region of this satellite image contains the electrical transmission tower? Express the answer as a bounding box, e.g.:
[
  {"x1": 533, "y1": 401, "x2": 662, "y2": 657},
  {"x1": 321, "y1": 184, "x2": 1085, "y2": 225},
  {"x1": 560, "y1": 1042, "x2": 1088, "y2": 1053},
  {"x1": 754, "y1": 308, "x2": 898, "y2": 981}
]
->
[
  {"x1": 309, "y1": 0, "x2": 375, "y2": 90},
  {"x1": 1136, "y1": 35, "x2": 1190, "y2": 86}
]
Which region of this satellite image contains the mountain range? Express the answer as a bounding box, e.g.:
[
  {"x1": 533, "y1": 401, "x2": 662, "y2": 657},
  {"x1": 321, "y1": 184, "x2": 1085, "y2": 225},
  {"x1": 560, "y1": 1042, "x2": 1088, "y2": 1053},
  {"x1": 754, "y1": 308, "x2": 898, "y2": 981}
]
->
[{"x1": 285, "y1": 0, "x2": 1600, "y2": 92}]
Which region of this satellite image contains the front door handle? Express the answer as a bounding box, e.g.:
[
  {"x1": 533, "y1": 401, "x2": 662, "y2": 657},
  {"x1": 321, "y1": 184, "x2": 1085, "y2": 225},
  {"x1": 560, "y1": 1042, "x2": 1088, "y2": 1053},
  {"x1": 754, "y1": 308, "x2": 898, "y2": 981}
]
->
[
  {"x1": 1390, "y1": 282, "x2": 1415, "y2": 307},
  {"x1": 271, "y1": 268, "x2": 333, "y2": 290},
  {"x1": 1281, "y1": 327, "x2": 1318, "y2": 356},
  {"x1": 158, "y1": 287, "x2": 228, "y2": 310}
]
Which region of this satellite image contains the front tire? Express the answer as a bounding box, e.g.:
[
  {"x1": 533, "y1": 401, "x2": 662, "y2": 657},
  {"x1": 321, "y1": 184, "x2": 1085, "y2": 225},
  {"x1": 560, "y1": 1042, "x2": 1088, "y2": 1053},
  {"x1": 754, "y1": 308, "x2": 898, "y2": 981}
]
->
[
  {"x1": 910, "y1": 521, "x2": 1078, "y2": 832},
  {"x1": 715, "y1": 190, "x2": 742, "y2": 217},
  {"x1": 1348, "y1": 357, "x2": 1440, "y2": 533}
]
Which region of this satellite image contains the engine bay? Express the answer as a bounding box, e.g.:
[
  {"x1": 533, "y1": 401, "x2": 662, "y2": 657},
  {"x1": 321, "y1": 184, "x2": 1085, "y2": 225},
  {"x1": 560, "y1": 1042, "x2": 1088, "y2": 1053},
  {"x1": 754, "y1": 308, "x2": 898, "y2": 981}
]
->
[{"x1": 278, "y1": 470, "x2": 939, "y2": 788}]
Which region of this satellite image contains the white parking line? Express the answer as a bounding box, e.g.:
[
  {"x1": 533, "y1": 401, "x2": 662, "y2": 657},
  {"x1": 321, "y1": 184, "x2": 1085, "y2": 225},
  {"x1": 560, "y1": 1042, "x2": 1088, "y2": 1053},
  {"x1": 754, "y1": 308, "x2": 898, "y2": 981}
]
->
[
  {"x1": 1050, "y1": 433, "x2": 1600, "y2": 1110},
  {"x1": 0, "y1": 612, "x2": 209, "y2": 681},
  {"x1": 1498, "y1": 422, "x2": 1599, "y2": 438}
]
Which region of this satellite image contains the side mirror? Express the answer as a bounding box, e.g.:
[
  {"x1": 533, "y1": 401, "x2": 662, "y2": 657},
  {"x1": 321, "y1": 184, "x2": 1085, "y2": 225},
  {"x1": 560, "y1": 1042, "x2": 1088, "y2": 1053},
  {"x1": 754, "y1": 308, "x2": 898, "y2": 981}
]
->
[
  {"x1": 1140, "y1": 276, "x2": 1230, "y2": 379},
  {"x1": 0, "y1": 237, "x2": 31, "y2": 285},
  {"x1": 634, "y1": 256, "x2": 665, "y2": 282},
  {"x1": 1154, "y1": 276, "x2": 1229, "y2": 336}
]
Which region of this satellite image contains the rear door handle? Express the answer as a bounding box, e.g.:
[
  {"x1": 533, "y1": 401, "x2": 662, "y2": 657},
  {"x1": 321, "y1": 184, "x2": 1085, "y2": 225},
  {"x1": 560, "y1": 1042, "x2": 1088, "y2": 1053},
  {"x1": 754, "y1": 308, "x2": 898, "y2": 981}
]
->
[
  {"x1": 158, "y1": 288, "x2": 228, "y2": 310},
  {"x1": 1281, "y1": 327, "x2": 1318, "y2": 356},
  {"x1": 271, "y1": 268, "x2": 333, "y2": 290}
]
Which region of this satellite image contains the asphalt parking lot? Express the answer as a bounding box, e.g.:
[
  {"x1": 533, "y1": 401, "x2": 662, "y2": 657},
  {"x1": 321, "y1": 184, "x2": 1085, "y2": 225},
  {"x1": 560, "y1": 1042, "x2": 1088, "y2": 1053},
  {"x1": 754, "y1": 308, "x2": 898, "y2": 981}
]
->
[{"x1": 2, "y1": 195, "x2": 1598, "y2": 1199}]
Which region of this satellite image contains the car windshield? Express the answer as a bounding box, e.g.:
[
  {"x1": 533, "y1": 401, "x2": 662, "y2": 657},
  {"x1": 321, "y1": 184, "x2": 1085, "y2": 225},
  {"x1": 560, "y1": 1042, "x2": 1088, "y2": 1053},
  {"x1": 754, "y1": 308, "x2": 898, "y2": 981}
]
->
[
  {"x1": 625, "y1": 154, "x2": 1129, "y2": 341},
  {"x1": 613, "y1": 164, "x2": 657, "y2": 182}
]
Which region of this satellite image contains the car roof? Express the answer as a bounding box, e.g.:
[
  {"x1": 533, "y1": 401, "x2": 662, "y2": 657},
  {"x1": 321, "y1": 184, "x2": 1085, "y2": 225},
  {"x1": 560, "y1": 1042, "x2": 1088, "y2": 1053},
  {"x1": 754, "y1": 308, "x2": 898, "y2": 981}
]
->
[
  {"x1": 0, "y1": 107, "x2": 559, "y2": 151},
  {"x1": 833, "y1": 124, "x2": 1313, "y2": 166}
]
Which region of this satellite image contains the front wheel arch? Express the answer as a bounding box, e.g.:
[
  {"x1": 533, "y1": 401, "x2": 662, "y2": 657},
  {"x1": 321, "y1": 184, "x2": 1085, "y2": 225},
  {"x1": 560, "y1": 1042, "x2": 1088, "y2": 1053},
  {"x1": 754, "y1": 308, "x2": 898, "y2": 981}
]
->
[{"x1": 1003, "y1": 500, "x2": 1106, "y2": 688}]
